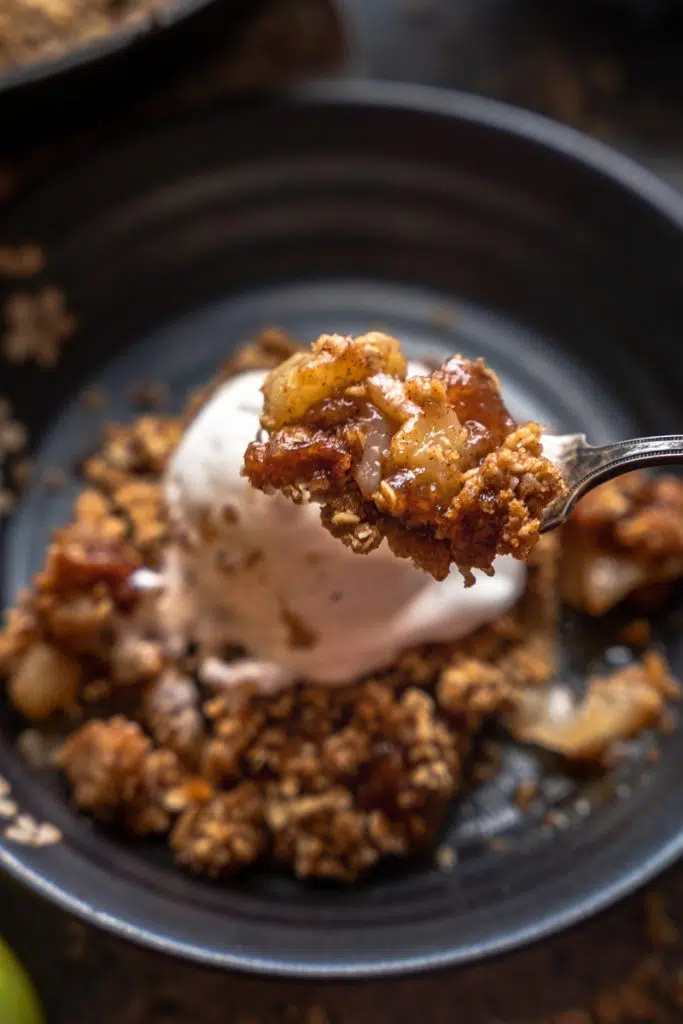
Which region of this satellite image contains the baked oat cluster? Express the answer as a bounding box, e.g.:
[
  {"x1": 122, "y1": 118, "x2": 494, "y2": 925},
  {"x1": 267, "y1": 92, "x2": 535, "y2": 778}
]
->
[
  {"x1": 561, "y1": 472, "x2": 683, "y2": 616},
  {"x1": 243, "y1": 332, "x2": 567, "y2": 583},
  {"x1": 0, "y1": 331, "x2": 681, "y2": 883}
]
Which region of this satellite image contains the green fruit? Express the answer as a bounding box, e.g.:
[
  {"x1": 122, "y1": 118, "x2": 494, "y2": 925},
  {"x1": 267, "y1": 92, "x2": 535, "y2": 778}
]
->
[{"x1": 0, "y1": 938, "x2": 44, "y2": 1024}]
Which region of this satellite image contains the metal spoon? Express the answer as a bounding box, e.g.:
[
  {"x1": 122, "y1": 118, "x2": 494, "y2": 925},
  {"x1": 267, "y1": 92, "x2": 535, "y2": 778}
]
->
[{"x1": 541, "y1": 433, "x2": 683, "y2": 532}]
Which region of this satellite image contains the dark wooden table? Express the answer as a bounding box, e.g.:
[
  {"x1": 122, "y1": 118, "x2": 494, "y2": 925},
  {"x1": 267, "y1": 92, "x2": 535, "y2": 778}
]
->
[{"x1": 5, "y1": 1, "x2": 683, "y2": 1020}]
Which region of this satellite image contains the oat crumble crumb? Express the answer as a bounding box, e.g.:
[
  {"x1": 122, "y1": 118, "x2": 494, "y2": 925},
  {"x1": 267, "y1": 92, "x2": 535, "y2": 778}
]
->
[
  {"x1": 561, "y1": 472, "x2": 683, "y2": 615},
  {"x1": 3, "y1": 285, "x2": 76, "y2": 368},
  {"x1": 4, "y1": 813, "x2": 61, "y2": 846}
]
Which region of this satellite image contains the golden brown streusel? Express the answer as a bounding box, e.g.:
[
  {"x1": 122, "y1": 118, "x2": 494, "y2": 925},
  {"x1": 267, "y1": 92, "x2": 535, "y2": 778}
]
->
[
  {"x1": 244, "y1": 332, "x2": 566, "y2": 583},
  {"x1": 560, "y1": 471, "x2": 683, "y2": 615},
  {"x1": 57, "y1": 717, "x2": 188, "y2": 835},
  {"x1": 0, "y1": 517, "x2": 155, "y2": 724},
  {"x1": 170, "y1": 782, "x2": 266, "y2": 877},
  {"x1": 82, "y1": 415, "x2": 181, "y2": 565},
  {"x1": 200, "y1": 678, "x2": 464, "y2": 881}
]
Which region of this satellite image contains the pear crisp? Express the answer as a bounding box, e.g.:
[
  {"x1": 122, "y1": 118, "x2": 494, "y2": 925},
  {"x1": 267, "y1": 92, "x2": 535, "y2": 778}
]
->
[
  {"x1": 243, "y1": 332, "x2": 567, "y2": 584},
  {"x1": 0, "y1": 330, "x2": 680, "y2": 883}
]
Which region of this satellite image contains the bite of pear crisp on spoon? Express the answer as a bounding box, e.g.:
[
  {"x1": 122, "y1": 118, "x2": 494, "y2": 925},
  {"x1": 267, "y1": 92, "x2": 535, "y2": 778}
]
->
[{"x1": 243, "y1": 332, "x2": 567, "y2": 584}]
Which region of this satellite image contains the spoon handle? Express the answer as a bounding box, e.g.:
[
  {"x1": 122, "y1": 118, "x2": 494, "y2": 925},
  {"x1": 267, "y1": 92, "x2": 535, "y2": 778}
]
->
[
  {"x1": 541, "y1": 433, "x2": 683, "y2": 531},
  {"x1": 585, "y1": 434, "x2": 683, "y2": 485}
]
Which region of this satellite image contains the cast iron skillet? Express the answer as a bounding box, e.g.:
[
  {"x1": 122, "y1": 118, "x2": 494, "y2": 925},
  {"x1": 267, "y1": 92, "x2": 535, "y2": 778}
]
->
[{"x1": 1, "y1": 81, "x2": 683, "y2": 977}]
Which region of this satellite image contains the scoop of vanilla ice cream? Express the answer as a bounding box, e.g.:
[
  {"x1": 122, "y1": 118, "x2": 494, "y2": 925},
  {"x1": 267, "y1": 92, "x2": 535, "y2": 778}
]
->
[{"x1": 161, "y1": 366, "x2": 525, "y2": 688}]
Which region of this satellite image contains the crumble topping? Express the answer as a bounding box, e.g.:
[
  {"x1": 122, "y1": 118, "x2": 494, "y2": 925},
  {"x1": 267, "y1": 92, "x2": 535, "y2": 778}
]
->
[
  {"x1": 56, "y1": 716, "x2": 191, "y2": 836},
  {"x1": 243, "y1": 332, "x2": 566, "y2": 583},
  {"x1": 170, "y1": 783, "x2": 266, "y2": 878},
  {"x1": 560, "y1": 472, "x2": 683, "y2": 615}
]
